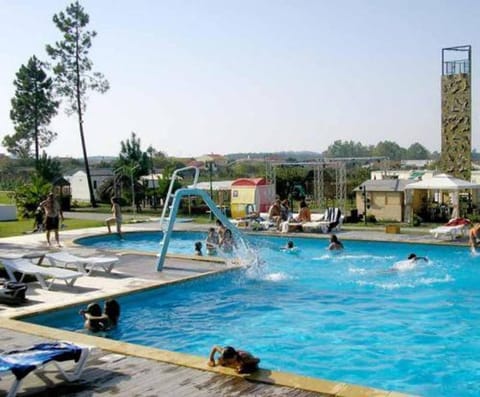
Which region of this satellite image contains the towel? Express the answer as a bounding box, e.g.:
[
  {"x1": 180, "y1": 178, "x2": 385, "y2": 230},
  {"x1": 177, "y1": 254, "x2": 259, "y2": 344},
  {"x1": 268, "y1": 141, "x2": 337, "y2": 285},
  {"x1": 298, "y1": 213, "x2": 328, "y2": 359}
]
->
[{"x1": 0, "y1": 342, "x2": 82, "y2": 380}]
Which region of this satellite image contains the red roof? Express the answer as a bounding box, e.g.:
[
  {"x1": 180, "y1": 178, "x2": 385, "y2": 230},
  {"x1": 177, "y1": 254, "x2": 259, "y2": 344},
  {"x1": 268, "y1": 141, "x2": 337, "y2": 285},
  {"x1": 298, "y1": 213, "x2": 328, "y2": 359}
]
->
[{"x1": 232, "y1": 178, "x2": 267, "y2": 186}]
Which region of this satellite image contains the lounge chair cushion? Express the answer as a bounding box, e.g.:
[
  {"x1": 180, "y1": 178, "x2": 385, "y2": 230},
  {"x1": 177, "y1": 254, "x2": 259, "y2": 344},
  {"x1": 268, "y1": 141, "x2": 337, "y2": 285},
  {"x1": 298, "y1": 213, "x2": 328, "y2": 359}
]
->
[
  {"x1": 0, "y1": 341, "x2": 90, "y2": 397},
  {"x1": 0, "y1": 342, "x2": 83, "y2": 380}
]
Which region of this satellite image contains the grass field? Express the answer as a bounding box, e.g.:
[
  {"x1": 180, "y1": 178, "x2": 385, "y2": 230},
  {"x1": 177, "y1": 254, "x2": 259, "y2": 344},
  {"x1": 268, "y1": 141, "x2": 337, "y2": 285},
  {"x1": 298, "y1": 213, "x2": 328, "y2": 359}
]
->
[
  {"x1": 0, "y1": 191, "x2": 14, "y2": 204},
  {"x1": 0, "y1": 218, "x2": 104, "y2": 238}
]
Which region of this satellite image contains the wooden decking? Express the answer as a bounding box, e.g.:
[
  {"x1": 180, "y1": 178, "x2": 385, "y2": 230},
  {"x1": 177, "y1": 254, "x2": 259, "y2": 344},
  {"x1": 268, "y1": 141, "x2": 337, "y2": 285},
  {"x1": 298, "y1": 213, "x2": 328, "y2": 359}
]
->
[{"x1": 0, "y1": 328, "x2": 327, "y2": 397}]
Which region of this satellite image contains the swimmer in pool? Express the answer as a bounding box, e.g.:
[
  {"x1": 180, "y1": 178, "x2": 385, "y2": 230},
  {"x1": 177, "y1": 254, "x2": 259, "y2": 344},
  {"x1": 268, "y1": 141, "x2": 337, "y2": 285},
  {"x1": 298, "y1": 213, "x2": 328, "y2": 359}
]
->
[
  {"x1": 80, "y1": 299, "x2": 121, "y2": 332},
  {"x1": 327, "y1": 234, "x2": 344, "y2": 251},
  {"x1": 194, "y1": 241, "x2": 203, "y2": 256},
  {"x1": 281, "y1": 240, "x2": 299, "y2": 254},
  {"x1": 390, "y1": 253, "x2": 428, "y2": 272},
  {"x1": 208, "y1": 345, "x2": 260, "y2": 374}
]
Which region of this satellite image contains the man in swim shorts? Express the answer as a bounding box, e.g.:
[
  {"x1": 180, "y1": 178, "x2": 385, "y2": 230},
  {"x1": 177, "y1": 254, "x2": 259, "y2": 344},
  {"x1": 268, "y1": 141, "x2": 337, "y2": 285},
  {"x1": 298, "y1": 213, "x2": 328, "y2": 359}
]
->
[{"x1": 40, "y1": 192, "x2": 63, "y2": 247}]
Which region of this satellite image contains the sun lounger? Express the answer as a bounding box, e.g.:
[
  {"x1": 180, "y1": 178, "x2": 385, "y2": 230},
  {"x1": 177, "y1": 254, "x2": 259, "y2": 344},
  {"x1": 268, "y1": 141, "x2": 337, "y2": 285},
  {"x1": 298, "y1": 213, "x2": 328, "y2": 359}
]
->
[
  {"x1": 301, "y1": 208, "x2": 343, "y2": 233},
  {"x1": 1, "y1": 258, "x2": 83, "y2": 290},
  {"x1": 45, "y1": 252, "x2": 118, "y2": 276},
  {"x1": 0, "y1": 341, "x2": 90, "y2": 397},
  {"x1": 429, "y1": 224, "x2": 468, "y2": 240}
]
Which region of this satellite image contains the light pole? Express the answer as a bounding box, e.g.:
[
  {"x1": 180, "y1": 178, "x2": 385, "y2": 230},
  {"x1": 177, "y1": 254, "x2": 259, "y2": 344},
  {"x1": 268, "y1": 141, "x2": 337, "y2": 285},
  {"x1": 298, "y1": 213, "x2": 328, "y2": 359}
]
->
[
  {"x1": 129, "y1": 164, "x2": 140, "y2": 216},
  {"x1": 361, "y1": 184, "x2": 370, "y2": 225},
  {"x1": 116, "y1": 164, "x2": 139, "y2": 216},
  {"x1": 147, "y1": 146, "x2": 156, "y2": 209}
]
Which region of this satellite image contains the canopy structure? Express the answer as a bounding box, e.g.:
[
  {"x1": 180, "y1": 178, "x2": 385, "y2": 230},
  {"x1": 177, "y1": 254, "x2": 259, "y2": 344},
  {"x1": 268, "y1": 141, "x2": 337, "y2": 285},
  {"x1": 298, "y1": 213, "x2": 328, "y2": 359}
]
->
[
  {"x1": 404, "y1": 173, "x2": 480, "y2": 220},
  {"x1": 405, "y1": 173, "x2": 480, "y2": 191}
]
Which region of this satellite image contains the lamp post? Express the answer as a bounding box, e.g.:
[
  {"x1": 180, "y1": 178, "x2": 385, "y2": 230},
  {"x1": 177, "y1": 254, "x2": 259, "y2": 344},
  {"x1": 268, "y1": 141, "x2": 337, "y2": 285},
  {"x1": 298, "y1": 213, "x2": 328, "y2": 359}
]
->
[
  {"x1": 147, "y1": 146, "x2": 156, "y2": 210},
  {"x1": 129, "y1": 164, "x2": 140, "y2": 216},
  {"x1": 116, "y1": 164, "x2": 139, "y2": 216},
  {"x1": 361, "y1": 185, "x2": 368, "y2": 225}
]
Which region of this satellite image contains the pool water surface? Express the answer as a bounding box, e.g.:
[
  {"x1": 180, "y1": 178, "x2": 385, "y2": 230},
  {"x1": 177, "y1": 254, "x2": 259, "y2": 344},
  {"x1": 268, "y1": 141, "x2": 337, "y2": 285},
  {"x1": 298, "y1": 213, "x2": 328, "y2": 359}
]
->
[{"x1": 28, "y1": 232, "x2": 480, "y2": 396}]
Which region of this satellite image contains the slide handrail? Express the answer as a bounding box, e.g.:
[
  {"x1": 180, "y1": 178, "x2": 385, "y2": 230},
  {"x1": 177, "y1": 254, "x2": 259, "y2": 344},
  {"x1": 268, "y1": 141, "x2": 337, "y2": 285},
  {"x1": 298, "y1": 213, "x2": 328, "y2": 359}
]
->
[{"x1": 159, "y1": 166, "x2": 200, "y2": 230}]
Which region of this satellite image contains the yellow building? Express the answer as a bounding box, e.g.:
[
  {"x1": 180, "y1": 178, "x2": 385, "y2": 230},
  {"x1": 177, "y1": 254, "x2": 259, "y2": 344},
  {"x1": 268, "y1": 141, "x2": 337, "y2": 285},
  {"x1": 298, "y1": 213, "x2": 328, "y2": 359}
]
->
[{"x1": 354, "y1": 180, "x2": 410, "y2": 222}]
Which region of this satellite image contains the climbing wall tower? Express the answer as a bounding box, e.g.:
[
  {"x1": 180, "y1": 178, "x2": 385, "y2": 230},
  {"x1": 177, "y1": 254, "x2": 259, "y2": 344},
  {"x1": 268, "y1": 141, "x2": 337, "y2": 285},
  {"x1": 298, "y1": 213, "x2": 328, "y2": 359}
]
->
[{"x1": 441, "y1": 45, "x2": 472, "y2": 180}]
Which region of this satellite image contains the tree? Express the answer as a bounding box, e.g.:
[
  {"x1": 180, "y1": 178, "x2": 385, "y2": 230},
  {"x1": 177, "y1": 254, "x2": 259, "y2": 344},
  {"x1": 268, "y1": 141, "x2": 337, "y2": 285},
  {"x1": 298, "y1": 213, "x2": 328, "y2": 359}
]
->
[
  {"x1": 113, "y1": 132, "x2": 149, "y2": 205},
  {"x1": 406, "y1": 143, "x2": 430, "y2": 160},
  {"x1": 372, "y1": 141, "x2": 405, "y2": 161},
  {"x1": 3, "y1": 56, "x2": 58, "y2": 162},
  {"x1": 35, "y1": 151, "x2": 63, "y2": 182},
  {"x1": 324, "y1": 140, "x2": 372, "y2": 158},
  {"x1": 46, "y1": 1, "x2": 109, "y2": 207},
  {"x1": 117, "y1": 132, "x2": 150, "y2": 177}
]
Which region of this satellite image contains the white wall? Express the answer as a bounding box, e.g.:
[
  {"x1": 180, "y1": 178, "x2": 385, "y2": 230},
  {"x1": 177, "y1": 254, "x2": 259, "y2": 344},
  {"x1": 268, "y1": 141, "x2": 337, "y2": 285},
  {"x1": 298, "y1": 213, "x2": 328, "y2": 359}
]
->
[{"x1": 0, "y1": 205, "x2": 16, "y2": 221}]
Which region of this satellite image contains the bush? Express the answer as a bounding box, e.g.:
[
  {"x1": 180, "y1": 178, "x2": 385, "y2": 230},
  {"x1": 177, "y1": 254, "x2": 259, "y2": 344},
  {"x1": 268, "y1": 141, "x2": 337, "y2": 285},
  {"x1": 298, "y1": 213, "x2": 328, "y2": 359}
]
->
[
  {"x1": 366, "y1": 214, "x2": 377, "y2": 223},
  {"x1": 12, "y1": 176, "x2": 52, "y2": 218},
  {"x1": 412, "y1": 214, "x2": 422, "y2": 227}
]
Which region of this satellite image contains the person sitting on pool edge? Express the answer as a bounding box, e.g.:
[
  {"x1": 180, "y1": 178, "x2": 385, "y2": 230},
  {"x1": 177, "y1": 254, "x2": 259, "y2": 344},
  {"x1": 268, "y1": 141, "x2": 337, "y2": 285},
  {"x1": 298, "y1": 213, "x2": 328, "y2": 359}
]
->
[
  {"x1": 208, "y1": 345, "x2": 260, "y2": 374},
  {"x1": 328, "y1": 234, "x2": 344, "y2": 250},
  {"x1": 469, "y1": 223, "x2": 480, "y2": 252}
]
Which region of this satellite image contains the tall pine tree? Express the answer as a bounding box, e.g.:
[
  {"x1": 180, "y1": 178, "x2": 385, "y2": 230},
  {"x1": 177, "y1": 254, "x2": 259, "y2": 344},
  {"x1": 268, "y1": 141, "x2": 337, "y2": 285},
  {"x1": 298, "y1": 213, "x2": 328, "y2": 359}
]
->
[
  {"x1": 3, "y1": 55, "x2": 58, "y2": 162},
  {"x1": 46, "y1": 0, "x2": 109, "y2": 207}
]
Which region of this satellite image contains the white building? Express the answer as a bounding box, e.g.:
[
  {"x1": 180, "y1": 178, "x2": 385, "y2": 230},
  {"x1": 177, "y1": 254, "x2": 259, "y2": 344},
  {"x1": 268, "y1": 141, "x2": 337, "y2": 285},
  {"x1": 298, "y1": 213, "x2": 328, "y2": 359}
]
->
[{"x1": 65, "y1": 168, "x2": 114, "y2": 201}]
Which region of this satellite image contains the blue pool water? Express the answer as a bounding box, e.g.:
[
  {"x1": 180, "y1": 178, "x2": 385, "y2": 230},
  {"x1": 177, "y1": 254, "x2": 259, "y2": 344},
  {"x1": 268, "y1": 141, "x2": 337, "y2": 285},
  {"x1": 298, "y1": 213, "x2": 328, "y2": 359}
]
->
[{"x1": 28, "y1": 232, "x2": 480, "y2": 396}]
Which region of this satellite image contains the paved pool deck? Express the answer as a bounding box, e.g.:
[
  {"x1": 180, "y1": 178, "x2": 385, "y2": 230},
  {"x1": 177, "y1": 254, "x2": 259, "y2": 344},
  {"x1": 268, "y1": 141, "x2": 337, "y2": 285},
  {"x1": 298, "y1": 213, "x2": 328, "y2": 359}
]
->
[{"x1": 0, "y1": 220, "x2": 456, "y2": 396}]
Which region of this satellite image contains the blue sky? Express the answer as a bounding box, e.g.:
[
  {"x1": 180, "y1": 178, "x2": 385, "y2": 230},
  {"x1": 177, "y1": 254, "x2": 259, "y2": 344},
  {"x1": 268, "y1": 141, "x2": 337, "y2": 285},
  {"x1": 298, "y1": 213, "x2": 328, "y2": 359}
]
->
[{"x1": 1, "y1": 0, "x2": 479, "y2": 158}]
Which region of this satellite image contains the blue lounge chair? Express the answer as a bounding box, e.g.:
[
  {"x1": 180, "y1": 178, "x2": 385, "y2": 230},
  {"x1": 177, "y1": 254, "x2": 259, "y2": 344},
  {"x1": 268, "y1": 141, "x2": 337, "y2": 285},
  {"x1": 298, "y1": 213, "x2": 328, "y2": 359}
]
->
[{"x1": 0, "y1": 341, "x2": 90, "y2": 397}]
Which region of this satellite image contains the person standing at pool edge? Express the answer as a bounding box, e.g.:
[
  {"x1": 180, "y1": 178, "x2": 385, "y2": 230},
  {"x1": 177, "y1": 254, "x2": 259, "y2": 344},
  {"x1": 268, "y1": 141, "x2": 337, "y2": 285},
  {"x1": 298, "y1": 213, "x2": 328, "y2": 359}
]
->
[
  {"x1": 105, "y1": 197, "x2": 122, "y2": 237},
  {"x1": 40, "y1": 192, "x2": 63, "y2": 247}
]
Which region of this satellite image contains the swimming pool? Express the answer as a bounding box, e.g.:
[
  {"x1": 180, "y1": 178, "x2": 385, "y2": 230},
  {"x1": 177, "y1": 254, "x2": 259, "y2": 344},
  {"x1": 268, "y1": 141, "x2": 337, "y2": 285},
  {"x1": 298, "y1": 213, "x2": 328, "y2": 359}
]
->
[{"x1": 28, "y1": 232, "x2": 480, "y2": 396}]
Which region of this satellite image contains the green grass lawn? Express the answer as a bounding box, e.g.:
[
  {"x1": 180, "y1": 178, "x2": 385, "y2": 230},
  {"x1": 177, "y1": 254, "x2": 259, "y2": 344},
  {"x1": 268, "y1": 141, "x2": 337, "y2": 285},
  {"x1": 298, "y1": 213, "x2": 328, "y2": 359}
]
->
[
  {"x1": 0, "y1": 191, "x2": 14, "y2": 204},
  {"x1": 0, "y1": 218, "x2": 104, "y2": 238}
]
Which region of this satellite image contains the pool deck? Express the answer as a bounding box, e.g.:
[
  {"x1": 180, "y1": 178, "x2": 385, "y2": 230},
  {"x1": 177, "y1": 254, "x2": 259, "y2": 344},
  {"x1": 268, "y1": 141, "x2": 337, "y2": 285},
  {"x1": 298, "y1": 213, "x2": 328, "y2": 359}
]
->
[{"x1": 0, "y1": 220, "x2": 454, "y2": 396}]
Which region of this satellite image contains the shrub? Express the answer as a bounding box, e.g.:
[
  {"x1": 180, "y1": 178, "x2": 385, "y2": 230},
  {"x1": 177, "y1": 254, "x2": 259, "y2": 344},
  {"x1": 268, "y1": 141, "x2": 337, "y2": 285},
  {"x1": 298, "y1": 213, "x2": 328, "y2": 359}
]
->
[
  {"x1": 412, "y1": 214, "x2": 422, "y2": 227},
  {"x1": 11, "y1": 175, "x2": 52, "y2": 218}
]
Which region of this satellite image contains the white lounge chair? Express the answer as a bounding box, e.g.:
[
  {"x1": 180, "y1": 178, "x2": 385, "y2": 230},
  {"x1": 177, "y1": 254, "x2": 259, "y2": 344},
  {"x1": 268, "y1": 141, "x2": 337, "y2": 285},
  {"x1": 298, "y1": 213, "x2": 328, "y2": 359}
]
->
[
  {"x1": 1, "y1": 258, "x2": 83, "y2": 290},
  {"x1": 45, "y1": 252, "x2": 118, "y2": 276},
  {"x1": 302, "y1": 208, "x2": 343, "y2": 233},
  {"x1": 0, "y1": 341, "x2": 90, "y2": 397},
  {"x1": 429, "y1": 224, "x2": 468, "y2": 240}
]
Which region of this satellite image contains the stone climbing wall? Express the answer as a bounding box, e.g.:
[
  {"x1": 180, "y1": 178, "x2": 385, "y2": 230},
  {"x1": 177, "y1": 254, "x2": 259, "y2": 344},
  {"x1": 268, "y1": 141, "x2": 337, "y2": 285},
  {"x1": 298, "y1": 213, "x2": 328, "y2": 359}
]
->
[{"x1": 441, "y1": 73, "x2": 471, "y2": 180}]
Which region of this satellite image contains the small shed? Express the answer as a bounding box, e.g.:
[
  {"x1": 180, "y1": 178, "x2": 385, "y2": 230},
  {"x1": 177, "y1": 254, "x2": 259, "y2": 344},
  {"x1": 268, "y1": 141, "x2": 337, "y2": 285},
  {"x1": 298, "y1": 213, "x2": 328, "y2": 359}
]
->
[
  {"x1": 354, "y1": 179, "x2": 410, "y2": 222},
  {"x1": 53, "y1": 177, "x2": 72, "y2": 211},
  {"x1": 230, "y1": 178, "x2": 275, "y2": 219}
]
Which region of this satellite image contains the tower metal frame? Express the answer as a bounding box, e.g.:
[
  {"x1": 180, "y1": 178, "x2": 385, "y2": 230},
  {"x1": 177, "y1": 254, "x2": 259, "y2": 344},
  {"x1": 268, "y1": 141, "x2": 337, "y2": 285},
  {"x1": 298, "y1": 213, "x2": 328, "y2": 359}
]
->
[{"x1": 266, "y1": 157, "x2": 387, "y2": 214}]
